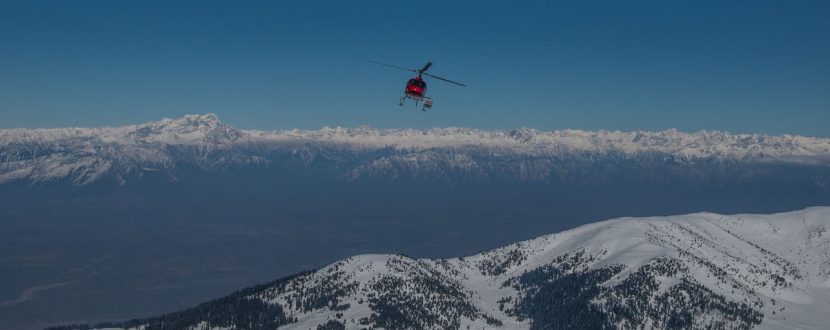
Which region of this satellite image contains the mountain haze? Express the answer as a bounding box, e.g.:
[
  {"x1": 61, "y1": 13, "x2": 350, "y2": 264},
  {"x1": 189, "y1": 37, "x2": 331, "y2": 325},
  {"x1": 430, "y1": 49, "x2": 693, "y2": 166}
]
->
[{"x1": 52, "y1": 207, "x2": 830, "y2": 330}]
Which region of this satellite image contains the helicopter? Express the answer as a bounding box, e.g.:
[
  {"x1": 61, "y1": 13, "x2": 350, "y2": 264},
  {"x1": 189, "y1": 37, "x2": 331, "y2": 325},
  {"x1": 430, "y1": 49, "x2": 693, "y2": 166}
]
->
[{"x1": 369, "y1": 61, "x2": 465, "y2": 111}]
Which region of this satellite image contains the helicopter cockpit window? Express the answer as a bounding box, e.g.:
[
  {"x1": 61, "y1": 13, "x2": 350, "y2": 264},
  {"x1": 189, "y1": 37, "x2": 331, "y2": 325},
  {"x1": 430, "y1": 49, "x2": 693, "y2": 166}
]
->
[{"x1": 409, "y1": 79, "x2": 426, "y2": 87}]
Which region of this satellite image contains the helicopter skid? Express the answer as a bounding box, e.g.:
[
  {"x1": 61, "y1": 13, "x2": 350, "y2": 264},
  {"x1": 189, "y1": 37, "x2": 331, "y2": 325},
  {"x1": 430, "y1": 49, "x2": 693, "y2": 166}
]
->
[{"x1": 400, "y1": 93, "x2": 431, "y2": 111}]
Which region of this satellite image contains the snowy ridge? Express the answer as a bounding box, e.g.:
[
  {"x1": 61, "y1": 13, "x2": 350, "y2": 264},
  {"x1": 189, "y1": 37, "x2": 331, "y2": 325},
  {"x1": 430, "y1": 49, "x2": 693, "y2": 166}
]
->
[
  {"x1": 3, "y1": 113, "x2": 829, "y2": 157},
  {"x1": 265, "y1": 127, "x2": 830, "y2": 162},
  {"x1": 2, "y1": 114, "x2": 829, "y2": 186},
  {"x1": 66, "y1": 207, "x2": 830, "y2": 330}
]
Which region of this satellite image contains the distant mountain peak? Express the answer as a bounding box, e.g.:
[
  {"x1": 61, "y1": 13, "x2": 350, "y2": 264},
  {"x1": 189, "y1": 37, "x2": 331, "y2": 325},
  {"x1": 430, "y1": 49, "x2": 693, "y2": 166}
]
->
[
  {"x1": 126, "y1": 113, "x2": 239, "y2": 144},
  {"x1": 170, "y1": 113, "x2": 222, "y2": 128}
]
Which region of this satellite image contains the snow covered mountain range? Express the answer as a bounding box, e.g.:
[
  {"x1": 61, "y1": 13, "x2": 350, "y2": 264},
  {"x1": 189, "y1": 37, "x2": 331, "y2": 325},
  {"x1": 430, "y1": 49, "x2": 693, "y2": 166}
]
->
[
  {"x1": 1, "y1": 113, "x2": 829, "y2": 186},
  {"x1": 52, "y1": 207, "x2": 830, "y2": 330}
]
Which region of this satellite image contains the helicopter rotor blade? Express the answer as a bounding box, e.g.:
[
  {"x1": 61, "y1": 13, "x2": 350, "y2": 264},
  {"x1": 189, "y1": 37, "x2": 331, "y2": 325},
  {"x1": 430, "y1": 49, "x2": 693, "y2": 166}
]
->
[
  {"x1": 368, "y1": 61, "x2": 417, "y2": 73},
  {"x1": 424, "y1": 73, "x2": 466, "y2": 87},
  {"x1": 419, "y1": 62, "x2": 433, "y2": 74}
]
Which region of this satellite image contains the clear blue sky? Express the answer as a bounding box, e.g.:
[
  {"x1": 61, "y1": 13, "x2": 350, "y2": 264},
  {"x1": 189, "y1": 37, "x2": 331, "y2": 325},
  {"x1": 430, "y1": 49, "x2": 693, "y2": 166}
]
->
[{"x1": 1, "y1": 1, "x2": 828, "y2": 136}]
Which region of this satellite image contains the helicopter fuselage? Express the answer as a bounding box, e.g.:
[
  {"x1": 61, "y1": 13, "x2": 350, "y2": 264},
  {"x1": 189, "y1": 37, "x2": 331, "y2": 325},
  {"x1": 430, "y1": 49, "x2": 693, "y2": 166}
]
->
[
  {"x1": 401, "y1": 77, "x2": 432, "y2": 110},
  {"x1": 405, "y1": 77, "x2": 427, "y2": 98}
]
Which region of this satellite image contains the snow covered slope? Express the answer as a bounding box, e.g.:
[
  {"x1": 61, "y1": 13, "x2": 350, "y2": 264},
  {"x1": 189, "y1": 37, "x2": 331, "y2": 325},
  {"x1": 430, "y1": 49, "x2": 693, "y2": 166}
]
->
[
  {"x1": 2, "y1": 114, "x2": 829, "y2": 186},
  {"x1": 57, "y1": 207, "x2": 830, "y2": 330}
]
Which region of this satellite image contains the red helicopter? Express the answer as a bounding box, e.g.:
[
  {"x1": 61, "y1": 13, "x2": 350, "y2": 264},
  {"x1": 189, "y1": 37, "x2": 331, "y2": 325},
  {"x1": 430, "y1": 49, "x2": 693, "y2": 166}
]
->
[{"x1": 370, "y1": 61, "x2": 465, "y2": 111}]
